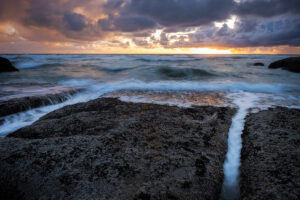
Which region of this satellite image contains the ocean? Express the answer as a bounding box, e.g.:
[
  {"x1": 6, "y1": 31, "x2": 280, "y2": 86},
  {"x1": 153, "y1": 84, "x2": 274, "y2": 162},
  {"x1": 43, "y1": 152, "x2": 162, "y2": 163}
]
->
[
  {"x1": 1, "y1": 54, "x2": 300, "y2": 136},
  {"x1": 0, "y1": 54, "x2": 299, "y2": 199}
]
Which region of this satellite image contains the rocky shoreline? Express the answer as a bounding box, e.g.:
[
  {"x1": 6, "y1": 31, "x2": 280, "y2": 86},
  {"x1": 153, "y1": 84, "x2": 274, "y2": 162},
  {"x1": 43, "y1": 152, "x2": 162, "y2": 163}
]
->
[
  {"x1": 0, "y1": 96, "x2": 299, "y2": 199},
  {"x1": 0, "y1": 83, "x2": 82, "y2": 117},
  {"x1": 240, "y1": 107, "x2": 300, "y2": 200},
  {"x1": 0, "y1": 98, "x2": 235, "y2": 200}
]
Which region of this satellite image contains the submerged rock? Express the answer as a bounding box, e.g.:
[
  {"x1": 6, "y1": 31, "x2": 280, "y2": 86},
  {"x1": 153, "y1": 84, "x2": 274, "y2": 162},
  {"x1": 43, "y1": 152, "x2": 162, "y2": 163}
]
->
[
  {"x1": 1, "y1": 98, "x2": 236, "y2": 200},
  {"x1": 0, "y1": 57, "x2": 19, "y2": 73},
  {"x1": 240, "y1": 107, "x2": 300, "y2": 200},
  {"x1": 268, "y1": 57, "x2": 300, "y2": 73},
  {"x1": 253, "y1": 62, "x2": 264, "y2": 66},
  {"x1": 0, "y1": 83, "x2": 81, "y2": 117}
]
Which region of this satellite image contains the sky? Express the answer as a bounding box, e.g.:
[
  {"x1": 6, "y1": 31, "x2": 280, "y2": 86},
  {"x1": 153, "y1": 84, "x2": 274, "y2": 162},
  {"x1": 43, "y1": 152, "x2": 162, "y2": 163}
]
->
[{"x1": 0, "y1": 0, "x2": 300, "y2": 54}]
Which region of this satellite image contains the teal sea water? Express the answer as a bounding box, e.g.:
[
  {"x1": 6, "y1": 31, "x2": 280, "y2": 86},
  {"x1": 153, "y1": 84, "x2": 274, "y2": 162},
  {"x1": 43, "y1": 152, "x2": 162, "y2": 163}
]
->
[
  {"x1": 0, "y1": 54, "x2": 299, "y2": 199},
  {"x1": 0, "y1": 54, "x2": 299, "y2": 136},
  {"x1": 1, "y1": 54, "x2": 300, "y2": 86}
]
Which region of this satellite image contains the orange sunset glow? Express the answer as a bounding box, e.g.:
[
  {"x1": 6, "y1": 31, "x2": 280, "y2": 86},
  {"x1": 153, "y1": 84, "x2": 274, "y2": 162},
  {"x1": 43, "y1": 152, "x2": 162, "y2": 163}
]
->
[
  {"x1": 0, "y1": 0, "x2": 300, "y2": 54},
  {"x1": 0, "y1": 1, "x2": 300, "y2": 200}
]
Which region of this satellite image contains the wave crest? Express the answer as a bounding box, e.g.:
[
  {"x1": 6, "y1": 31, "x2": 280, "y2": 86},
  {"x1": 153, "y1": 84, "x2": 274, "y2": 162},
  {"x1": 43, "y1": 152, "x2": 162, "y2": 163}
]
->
[
  {"x1": 157, "y1": 66, "x2": 214, "y2": 78},
  {"x1": 136, "y1": 55, "x2": 202, "y2": 62}
]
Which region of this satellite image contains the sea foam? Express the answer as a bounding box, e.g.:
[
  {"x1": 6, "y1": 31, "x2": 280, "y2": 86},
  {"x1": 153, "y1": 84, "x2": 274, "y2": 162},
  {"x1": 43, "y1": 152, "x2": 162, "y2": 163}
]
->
[{"x1": 0, "y1": 79, "x2": 299, "y2": 136}]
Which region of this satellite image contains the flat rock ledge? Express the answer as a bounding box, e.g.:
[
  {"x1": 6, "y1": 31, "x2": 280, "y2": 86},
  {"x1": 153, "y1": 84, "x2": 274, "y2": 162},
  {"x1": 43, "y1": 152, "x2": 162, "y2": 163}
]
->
[
  {"x1": 0, "y1": 98, "x2": 235, "y2": 200},
  {"x1": 240, "y1": 107, "x2": 300, "y2": 200}
]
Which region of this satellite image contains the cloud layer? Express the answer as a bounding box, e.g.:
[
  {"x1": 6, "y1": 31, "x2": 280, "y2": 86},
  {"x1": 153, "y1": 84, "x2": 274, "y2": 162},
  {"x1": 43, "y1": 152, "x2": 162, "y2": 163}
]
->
[{"x1": 0, "y1": 0, "x2": 300, "y2": 52}]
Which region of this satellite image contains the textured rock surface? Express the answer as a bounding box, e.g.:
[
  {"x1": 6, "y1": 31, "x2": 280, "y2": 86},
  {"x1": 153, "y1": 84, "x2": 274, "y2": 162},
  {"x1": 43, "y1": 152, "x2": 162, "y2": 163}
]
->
[
  {"x1": 240, "y1": 107, "x2": 300, "y2": 200},
  {"x1": 1, "y1": 98, "x2": 236, "y2": 200},
  {"x1": 268, "y1": 57, "x2": 300, "y2": 73},
  {"x1": 104, "y1": 90, "x2": 228, "y2": 107},
  {"x1": 0, "y1": 83, "x2": 81, "y2": 117},
  {"x1": 0, "y1": 57, "x2": 19, "y2": 73}
]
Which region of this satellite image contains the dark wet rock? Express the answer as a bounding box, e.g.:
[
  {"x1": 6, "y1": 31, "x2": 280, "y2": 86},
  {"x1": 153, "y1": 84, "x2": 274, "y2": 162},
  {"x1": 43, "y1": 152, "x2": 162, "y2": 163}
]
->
[
  {"x1": 0, "y1": 83, "x2": 81, "y2": 117},
  {"x1": 268, "y1": 57, "x2": 300, "y2": 73},
  {"x1": 0, "y1": 170, "x2": 25, "y2": 200},
  {"x1": 1, "y1": 98, "x2": 236, "y2": 200},
  {"x1": 240, "y1": 107, "x2": 300, "y2": 200},
  {"x1": 253, "y1": 62, "x2": 264, "y2": 66},
  {"x1": 0, "y1": 57, "x2": 19, "y2": 73}
]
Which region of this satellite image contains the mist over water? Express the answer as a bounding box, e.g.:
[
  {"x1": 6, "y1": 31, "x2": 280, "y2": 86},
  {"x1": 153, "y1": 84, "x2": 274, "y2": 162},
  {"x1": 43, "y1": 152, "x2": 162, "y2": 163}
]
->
[{"x1": 0, "y1": 54, "x2": 300, "y2": 198}]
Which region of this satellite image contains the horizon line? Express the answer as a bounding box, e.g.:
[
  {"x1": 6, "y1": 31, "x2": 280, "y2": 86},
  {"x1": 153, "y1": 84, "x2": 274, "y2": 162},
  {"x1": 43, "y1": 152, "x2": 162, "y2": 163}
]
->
[{"x1": 1, "y1": 53, "x2": 300, "y2": 55}]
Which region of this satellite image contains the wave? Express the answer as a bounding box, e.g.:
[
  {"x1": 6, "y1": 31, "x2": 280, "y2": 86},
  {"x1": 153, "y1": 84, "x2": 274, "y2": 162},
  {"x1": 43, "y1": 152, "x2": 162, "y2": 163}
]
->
[
  {"x1": 1, "y1": 78, "x2": 299, "y2": 136},
  {"x1": 15, "y1": 62, "x2": 64, "y2": 69},
  {"x1": 156, "y1": 66, "x2": 214, "y2": 78},
  {"x1": 61, "y1": 79, "x2": 297, "y2": 94},
  {"x1": 135, "y1": 55, "x2": 202, "y2": 62},
  {"x1": 11, "y1": 55, "x2": 34, "y2": 62},
  {"x1": 100, "y1": 66, "x2": 133, "y2": 72},
  {"x1": 7, "y1": 54, "x2": 95, "y2": 69}
]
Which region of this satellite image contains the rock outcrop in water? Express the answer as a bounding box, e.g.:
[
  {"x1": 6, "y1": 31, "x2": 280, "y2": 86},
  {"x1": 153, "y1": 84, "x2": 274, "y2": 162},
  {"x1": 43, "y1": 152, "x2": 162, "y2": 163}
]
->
[
  {"x1": 253, "y1": 62, "x2": 264, "y2": 66},
  {"x1": 0, "y1": 98, "x2": 236, "y2": 200},
  {"x1": 0, "y1": 83, "x2": 81, "y2": 117},
  {"x1": 240, "y1": 107, "x2": 300, "y2": 200},
  {"x1": 0, "y1": 57, "x2": 19, "y2": 73},
  {"x1": 269, "y1": 57, "x2": 300, "y2": 73}
]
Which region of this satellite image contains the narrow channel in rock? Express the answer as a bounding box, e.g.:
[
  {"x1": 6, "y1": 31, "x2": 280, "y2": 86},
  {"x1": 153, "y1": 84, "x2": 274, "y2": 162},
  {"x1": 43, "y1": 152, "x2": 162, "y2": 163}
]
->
[{"x1": 221, "y1": 93, "x2": 257, "y2": 200}]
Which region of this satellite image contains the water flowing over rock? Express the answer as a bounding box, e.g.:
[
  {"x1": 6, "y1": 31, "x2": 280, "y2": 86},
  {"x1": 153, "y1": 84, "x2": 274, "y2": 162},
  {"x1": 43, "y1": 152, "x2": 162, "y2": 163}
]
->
[
  {"x1": 0, "y1": 83, "x2": 82, "y2": 117},
  {"x1": 1, "y1": 98, "x2": 236, "y2": 200}
]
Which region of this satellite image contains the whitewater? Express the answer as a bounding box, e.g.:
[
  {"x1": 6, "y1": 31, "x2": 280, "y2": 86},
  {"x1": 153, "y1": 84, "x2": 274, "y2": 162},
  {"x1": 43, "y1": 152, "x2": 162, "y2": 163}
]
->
[{"x1": 0, "y1": 54, "x2": 300, "y2": 199}]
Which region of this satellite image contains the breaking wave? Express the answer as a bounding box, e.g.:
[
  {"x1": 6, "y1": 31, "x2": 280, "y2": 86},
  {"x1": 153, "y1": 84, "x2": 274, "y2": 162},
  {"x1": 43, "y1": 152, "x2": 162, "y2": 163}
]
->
[
  {"x1": 156, "y1": 66, "x2": 215, "y2": 78},
  {"x1": 100, "y1": 66, "x2": 133, "y2": 72},
  {"x1": 135, "y1": 55, "x2": 202, "y2": 62}
]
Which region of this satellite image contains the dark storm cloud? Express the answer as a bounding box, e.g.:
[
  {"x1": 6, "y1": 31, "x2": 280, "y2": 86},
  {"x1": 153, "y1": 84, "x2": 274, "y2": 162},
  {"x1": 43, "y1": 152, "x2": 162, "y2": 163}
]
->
[
  {"x1": 235, "y1": 19, "x2": 258, "y2": 33},
  {"x1": 125, "y1": 0, "x2": 235, "y2": 27},
  {"x1": 0, "y1": 0, "x2": 300, "y2": 48},
  {"x1": 1, "y1": 0, "x2": 104, "y2": 41},
  {"x1": 102, "y1": 0, "x2": 126, "y2": 10},
  {"x1": 98, "y1": 16, "x2": 157, "y2": 32},
  {"x1": 181, "y1": 16, "x2": 300, "y2": 48},
  {"x1": 114, "y1": 16, "x2": 157, "y2": 32},
  {"x1": 23, "y1": 0, "x2": 60, "y2": 28},
  {"x1": 239, "y1": 17, "x2": 300, "y2": 46},
  {"x1": 21, "y1": 0, "x2": 90, "y2": 28},
  {"x1": 235, "y1": 0, "x2": 300, "y2": 17},
  {"x1": 63, "y1": 12, "x2": 87, "y2": 31}
]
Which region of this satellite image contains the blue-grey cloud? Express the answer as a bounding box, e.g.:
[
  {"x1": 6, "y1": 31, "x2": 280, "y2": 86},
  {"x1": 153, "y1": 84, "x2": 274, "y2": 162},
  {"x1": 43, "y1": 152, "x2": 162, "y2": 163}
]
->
[
  {"x1": 22, "y1": 0, "x2": 62, "y2": 28},
  {"x1": 124, "y1": 0, "x2": 235, "y2": 27},
  {"x1": 63, "y1": 12, "x2": 86, "y2": 31},
  {"x1": 0, "y1": 0, "x2": 300, "y2": 48},
  {"x1": 114, "y1": 16, "x2": 157, "y2": 32},
  {"x1": 98, "y1": 16, "x2": 157, "y2": 32},
  {"x1": 233, "y1": 16, "x2": 300, "y2": 47},
  {"x1": 175, "y1": 16, "x2": 300, "y2": 48},
  {"x1": 235, "y1": 0, "x2": 300, "y2": 17}
]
